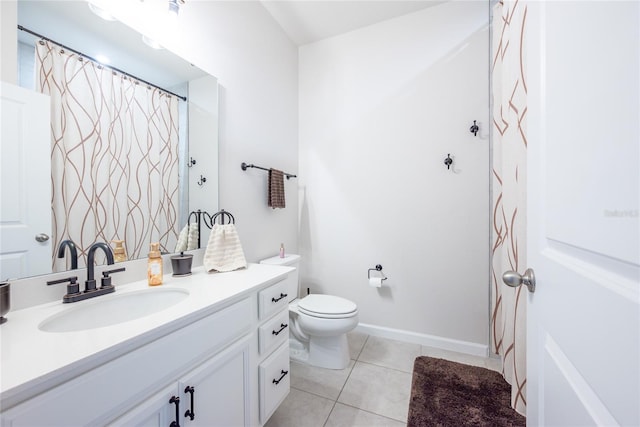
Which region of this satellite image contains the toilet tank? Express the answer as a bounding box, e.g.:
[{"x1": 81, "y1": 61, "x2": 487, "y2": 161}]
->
[{"x1": 260, "y1": 254, "x2": 300, "y2": 302}]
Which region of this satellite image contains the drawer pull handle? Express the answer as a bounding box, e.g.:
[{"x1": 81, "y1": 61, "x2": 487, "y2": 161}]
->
[
  {"x1": 272, "y1": 369, "x2": 289, "y2": 385},
  {"x1": 272, "y1": 323, "x2": 288, "y2": 336},
  {"x1": 184, "y1": 386, "x2": 195, "y2": 420},
  {"x1": 169, "y1": 396, "x2": 180, "y2": 427},
  {"x1": 271, "y1": 293, "x2": 287, "y2": 303}
]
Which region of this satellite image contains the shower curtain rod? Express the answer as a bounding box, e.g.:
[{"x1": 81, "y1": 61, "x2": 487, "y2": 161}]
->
[{"x1": 18, "y1": 25, "x2": 187, "y2": 102}]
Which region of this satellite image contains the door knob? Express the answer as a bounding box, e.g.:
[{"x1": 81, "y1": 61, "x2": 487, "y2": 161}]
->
[
  {"x1": 35, "y1": 233, "x2": 50, "y2": 242},
  {"x1": 502, "y1": 268, "x2": 536, "y2": 293}
]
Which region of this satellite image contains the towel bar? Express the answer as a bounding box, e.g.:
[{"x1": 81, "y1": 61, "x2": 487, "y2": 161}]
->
[
  {"x1": 187, "y1": 209, "x2": 236, "y2": 248},
  {"x1": 241, "y1": 162, "x2": 297, "y2": 180}
]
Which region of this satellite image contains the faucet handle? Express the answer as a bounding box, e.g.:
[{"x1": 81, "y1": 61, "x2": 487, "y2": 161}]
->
[
  {"x1": 47, "y1": 276, "x2": 81, "y2": 303},
  {"x1": 46, "y1": 276, "x2": 76, "y2": 285},
  {"x1": 101, "y1": 267, "x2": 126, "y2": 288},
  {"x1": 47, "y1": 276, "x2": 80, "y2": 293}
]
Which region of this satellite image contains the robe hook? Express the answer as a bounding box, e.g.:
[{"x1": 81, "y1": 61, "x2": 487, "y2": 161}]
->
[
  {"x1": 444, "y1": 154, "x2": 453, "y2": 170},
  {"x1": 470, "y1": 120, "x2": 479, "y2": 136}
]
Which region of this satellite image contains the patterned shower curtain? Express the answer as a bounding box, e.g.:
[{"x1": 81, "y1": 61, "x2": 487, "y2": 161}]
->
[
  {"x1": 491, "y1": 0, "x2": 527, "y2": 416},
  {"x1": 35, "y1": 40, "x2": 180, "y2": 270}
]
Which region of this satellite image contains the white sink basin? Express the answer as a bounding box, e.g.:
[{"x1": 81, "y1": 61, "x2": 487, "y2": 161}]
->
[{"x1": 39, "y1": 288, "x2": 190, "y2": 333}]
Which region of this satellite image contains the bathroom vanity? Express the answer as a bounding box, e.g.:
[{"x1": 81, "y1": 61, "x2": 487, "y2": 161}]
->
[{"x1": 0, "y1": 263, "x2": 293, "y2": 426}]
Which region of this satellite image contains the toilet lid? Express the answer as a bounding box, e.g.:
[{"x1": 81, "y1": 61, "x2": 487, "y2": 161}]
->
[{"x1": 297, "y1": 294, "x2": 357, "y2": 318}]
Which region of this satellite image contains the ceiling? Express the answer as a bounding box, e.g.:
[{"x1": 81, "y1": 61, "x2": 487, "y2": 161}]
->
[{"x1": 259, "y1": 0, "x2": 447, "y2": 46}]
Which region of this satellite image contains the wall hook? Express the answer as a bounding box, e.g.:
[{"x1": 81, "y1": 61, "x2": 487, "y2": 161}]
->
[
  {"x1": 470, "y1": 120, "x2": 479, "y2": 136},
  {"x1": 444, "y1": 154, "x2": 453, "y2": 170},
  {"x1": 188, "y1": 157, "x2": 196, "y2": 168},
  {"x1": 197, "y1": 175, "x2": 207, "y2": 186}
]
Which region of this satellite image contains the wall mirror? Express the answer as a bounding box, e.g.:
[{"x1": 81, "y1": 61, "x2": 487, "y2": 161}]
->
[{"x1": 0, "y1": 0, "x2": 219, "y2": 281}]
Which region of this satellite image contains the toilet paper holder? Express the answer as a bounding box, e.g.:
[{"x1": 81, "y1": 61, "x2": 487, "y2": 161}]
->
[{"x1": 368, "y1": 264, "x2": 388, "y2": 281}]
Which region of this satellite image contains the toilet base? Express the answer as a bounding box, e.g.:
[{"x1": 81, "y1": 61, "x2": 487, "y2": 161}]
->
[{"x1": 288, "y1": 335, "x2": 350, "y2": 370}]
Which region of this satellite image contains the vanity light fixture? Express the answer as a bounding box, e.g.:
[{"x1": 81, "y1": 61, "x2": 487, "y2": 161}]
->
[
  {"x1": 168, "y1": 0, "x2": 180, "y2": 17},
  {"x1": 87, "y1": 1, "x2": 116, "y2": 21}
]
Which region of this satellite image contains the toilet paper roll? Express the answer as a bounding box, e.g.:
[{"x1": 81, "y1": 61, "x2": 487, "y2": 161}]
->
[{"x1": 369, "y1": 277, "x2": 383, "y2": 288}]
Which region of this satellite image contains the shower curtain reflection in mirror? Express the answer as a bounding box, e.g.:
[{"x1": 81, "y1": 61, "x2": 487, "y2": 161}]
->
[{"x1": 35, "y1": 39, "x2": 180, "y2": 271}]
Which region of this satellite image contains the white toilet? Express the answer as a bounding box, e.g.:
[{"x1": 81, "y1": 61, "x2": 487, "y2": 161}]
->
[{"x1": 260, "y1": 254, "x2": 358, "y2": 370}]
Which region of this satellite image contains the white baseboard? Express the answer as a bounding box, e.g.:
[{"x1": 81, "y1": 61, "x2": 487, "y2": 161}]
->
[{"x1": 354, "y1": 323, "x2": 489, "y2": 358}]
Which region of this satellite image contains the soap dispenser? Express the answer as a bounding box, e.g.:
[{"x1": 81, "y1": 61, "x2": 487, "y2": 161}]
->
[
  {"x1": 148, "y1": 242, "x2": 163, "y2": 286},
  {"x1": 112, "y1": 240, "x2": 127, "y2": 263}
]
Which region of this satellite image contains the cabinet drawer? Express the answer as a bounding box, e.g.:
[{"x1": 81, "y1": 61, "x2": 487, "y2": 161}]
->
[
  {"x1": 258, "y1": 310, "x2": 289, "y2": 355},
  {"x1": 259, "y1": 343, "x2": 290, "y2": 423},
  {"x1": 258, "y1": 280, "x2": 289, "y2": 320}
]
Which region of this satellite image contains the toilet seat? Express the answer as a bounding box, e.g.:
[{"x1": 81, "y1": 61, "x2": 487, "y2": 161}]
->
[{"x1": 297, "y1": 294, "x2": 358, "y2": 319}]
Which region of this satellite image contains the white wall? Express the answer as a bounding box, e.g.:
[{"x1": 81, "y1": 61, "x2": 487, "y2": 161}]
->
[
  {"x1": 299, "y1": 1, "x2": 490, "y2": 349},
  {"x1": 125, "y1": 1, "x2": 300, "y2": 263},
  {"x1": 188, "y1": 74, "x2": 220, "y2": 238},
  {"x1": 1, "y1": 1, "x2": 17, "y2": 85}
]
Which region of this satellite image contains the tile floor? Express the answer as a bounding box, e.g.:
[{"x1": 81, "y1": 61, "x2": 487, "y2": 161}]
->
[{"x1": 265, "y1": 332, "x2": 502, "y2": 427}]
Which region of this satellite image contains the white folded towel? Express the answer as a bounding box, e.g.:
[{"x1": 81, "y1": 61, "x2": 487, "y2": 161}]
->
[
  {"x1": 175, "y1": 223, "x2": 201, "y2": 252},
  {"x1": 187, "y1": 223, "x2": 199, "y2": 250},
  {"x1": 175, "y1": 225, "x2": 189, "y2": 252},
  {"x1": 203, "y1": 224, "x2": 247, "y2": 273}
]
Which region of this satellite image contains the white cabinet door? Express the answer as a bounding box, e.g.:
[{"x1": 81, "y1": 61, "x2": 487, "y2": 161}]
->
[
  {"x1": 112, "y1": 337, "x2": 251, "y2": 427},
  {"x1": 106, "y1": 385, "x2": 175, "y2": 427},
  {"x1": 178, "y1": 338, "x2": 250, "y2": 427}
]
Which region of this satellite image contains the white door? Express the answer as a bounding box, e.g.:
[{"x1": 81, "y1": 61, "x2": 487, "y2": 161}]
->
[
  {"x1": 0, "y1": 82, "x2": 51, "y2": 280},
  {"x1": 525, "y1": 1, "x2": 639, "y2": 426}
]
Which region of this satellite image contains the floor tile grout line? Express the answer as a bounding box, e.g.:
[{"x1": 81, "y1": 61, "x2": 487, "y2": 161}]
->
[
  {"x1": 336, "y1": 401, "x2": 409, "y2": 425},
  {"x1": 323, "y1": 334, "x2": 368, "y2": 426},
  {"x1": 322, "y1": 400, "x2": 339, "y2": 427},
  {"x1": 335, "y1": 358, "x2": 358, "y2": 402},
  {"x1": 290, "y1": 385, "x2": 340, "y2": 402},
  {"x1": 353, "y1": 333, "x2": 369, "y2": 361},
  {"x1": 335, "y1": 334, "x2": 410, "y2": 423},
  {"x1": 354, "y1": 358, "x2": 417, "y2": 376},
  {"x1": 332, "y1": 334, "x2": 369, "y2": 404}
]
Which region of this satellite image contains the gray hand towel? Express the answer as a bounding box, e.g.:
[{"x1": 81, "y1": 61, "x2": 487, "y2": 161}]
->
[{"x1": 268, "y1": 168, "x2": 286, "y2": 209}]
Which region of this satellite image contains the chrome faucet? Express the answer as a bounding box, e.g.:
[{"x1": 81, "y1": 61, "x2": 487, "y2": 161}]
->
[
  {"x1": 57, "y1": 239, "x2": 78, "y2": 270},
  {"x1": 86, "y1": 242, "x2": 115, "y2": 292}
]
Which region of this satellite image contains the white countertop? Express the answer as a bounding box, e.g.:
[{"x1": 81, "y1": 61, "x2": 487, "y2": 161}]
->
[{"x1": 0, "y1": 263, "x2": 292, "y2": 408}]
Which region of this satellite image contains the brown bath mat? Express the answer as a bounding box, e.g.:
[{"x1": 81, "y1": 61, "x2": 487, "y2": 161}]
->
[{"x1": 407, "y1": 356, "x2": 525, "y2": 427}]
